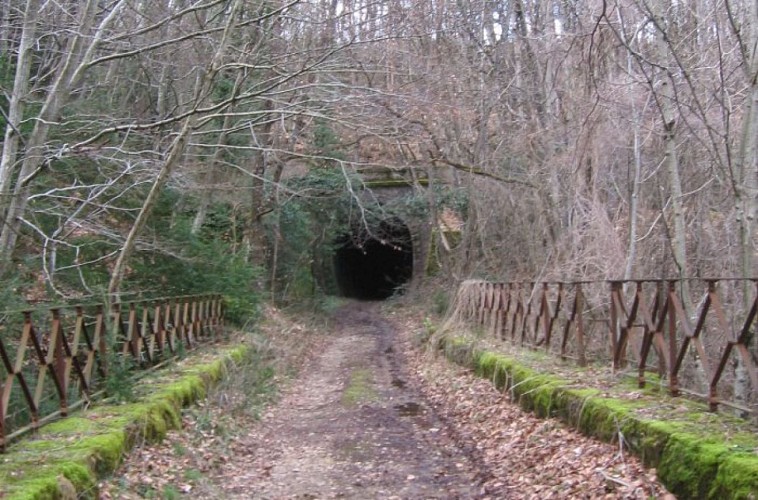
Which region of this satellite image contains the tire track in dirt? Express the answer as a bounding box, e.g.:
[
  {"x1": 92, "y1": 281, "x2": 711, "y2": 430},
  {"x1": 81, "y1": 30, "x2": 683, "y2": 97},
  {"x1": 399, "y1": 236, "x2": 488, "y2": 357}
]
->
[{"x1": 216, "y1": 301, "x2": 486, "y2": 499}]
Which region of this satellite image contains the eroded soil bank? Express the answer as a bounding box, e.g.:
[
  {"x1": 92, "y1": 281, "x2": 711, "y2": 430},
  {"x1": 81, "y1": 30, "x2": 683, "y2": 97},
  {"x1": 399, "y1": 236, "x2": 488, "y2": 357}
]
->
[{"x1": 101, "y1": 301, "x2": 670, "y2": 499}]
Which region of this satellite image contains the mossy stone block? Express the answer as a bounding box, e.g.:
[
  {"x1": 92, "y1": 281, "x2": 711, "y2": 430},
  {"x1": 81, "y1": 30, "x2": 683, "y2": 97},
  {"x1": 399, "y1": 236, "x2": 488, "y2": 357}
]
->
[
  {"x1": 711, "y1": 454, "x2": 758, "y2": 499},
  {"x1": 436, "y1": 334, "x2": 758, "y2": 499},
  {"x1": 0, "y1": 344, "x2": 250, "y2": 500}
]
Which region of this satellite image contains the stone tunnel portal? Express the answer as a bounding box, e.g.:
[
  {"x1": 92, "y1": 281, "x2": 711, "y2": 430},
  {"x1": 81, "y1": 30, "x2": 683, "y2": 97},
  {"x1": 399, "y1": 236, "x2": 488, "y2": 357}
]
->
[{"x1": 334, "y1": 218, "x2": 413, "y2": 300}]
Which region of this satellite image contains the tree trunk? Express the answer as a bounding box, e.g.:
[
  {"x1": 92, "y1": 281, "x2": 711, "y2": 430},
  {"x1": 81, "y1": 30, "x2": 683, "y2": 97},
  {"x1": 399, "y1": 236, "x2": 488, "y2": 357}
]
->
[
  {"x1": 0, "y1": 1, "x2": 10, "y2": 55},
  {"x1": 0, "y1": 0, "x2": 119, "y2": 267},
  {"x1": 651, "y1": 7, "x2": 691, "y2": 306},
  {"x1": 191, "y1": 70, "x2": 244, "y2": 235},
  {"x1": 244, "y1": 100, "x2": 275, "y2": 271},
  {"x1": 108, "y1": 0, "x2": 242, "y2": 299},
  {"x1": 0, "y1": 0, "x2": 41, "y2": 212},
  {"x1": 624, "y1": 51, "x2": 644, "y2": 281},
  {"x1": 661, "y1": 78, "x2": 689, "y2": 289},
  {"x1": 107, "y1": 120, "x2": 194, "y2": 300},
  {"x1": 733, "y1": 1, "x2": 758, "y2": 407},
  {"x1": 246, "y1": 163, "x2": 270, "y2": 270}
]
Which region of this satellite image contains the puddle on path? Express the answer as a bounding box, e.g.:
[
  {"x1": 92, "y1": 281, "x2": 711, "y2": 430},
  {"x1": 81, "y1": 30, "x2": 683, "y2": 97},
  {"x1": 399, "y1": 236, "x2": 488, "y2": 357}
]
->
[{"x1": 394, "y1": 401, "x2": 423, "y2": 416}]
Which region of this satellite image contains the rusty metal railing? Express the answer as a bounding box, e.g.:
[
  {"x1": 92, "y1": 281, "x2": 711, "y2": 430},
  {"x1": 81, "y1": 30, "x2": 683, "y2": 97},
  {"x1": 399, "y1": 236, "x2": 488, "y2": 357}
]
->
[
  {"x1": 453, "y1": 279, "x2": 758, "y2": 415},
  {"x1": 0, "y1": 295, "x2": 224, "y2": 451}
]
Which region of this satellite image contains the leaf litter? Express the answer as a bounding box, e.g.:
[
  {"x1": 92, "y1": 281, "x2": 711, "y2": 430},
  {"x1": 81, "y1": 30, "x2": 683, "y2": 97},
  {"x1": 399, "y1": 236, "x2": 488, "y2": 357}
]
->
[{"x1": 99, "y1": 302, "x2": 673, "y2": 499}]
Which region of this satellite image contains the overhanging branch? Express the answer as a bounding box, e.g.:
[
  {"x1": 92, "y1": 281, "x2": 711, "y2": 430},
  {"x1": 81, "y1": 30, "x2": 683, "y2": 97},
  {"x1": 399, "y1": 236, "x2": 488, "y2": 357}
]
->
[{"x1": 430, "y1": 157, "x2": 536, "y2": 188}]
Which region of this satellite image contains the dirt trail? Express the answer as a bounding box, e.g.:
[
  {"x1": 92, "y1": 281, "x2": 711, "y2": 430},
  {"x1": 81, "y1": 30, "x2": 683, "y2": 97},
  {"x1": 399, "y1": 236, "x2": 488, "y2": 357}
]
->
[
  {"x1": 101, "y1": 301, "x2": 670, "y2": 499},
  {"x1": 217, "y1": 301, "x2": 484, "y2": 498}
]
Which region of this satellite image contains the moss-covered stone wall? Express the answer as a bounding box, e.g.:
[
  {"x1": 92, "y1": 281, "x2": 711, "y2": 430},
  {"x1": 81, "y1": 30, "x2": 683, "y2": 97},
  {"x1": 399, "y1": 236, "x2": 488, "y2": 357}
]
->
[
  {"x1": 437, "y1": 335, "x2": 758, "y2": 499},
  {"x1": 0, "y1": 346, "x2": 249, "y2": 500}
]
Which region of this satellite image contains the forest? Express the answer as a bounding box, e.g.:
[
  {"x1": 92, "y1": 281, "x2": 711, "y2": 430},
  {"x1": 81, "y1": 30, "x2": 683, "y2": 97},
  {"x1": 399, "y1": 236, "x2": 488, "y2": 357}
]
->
[
  {"x1": 0, "y1": 0, "x2": 756, "y2": 345},
  {"x1": 1, "y1": 4, "x2": 757, "y2": 495}
]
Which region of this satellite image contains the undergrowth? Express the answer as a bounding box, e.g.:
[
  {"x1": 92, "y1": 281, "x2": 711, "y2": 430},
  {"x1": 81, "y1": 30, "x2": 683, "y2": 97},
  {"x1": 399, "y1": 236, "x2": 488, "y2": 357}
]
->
[
  {"x1": 104, "y1": 353, "x2": 136, "y2": 403},
  {"x1": 206, "y1": 334, "x2": 279, "y2": 420},
  {"x1": 101, "y1": 307, "x2": 324, "y2": 498},
  {"x1": 423, "y1": 304, "x2": 758, "y2": 500}
]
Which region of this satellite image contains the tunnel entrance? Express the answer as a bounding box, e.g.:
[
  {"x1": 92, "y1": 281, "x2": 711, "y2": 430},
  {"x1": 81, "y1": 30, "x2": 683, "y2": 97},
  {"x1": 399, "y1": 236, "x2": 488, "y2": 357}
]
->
[{"x1": 334, "y1": 218, "x2": 413, "y2": 300}]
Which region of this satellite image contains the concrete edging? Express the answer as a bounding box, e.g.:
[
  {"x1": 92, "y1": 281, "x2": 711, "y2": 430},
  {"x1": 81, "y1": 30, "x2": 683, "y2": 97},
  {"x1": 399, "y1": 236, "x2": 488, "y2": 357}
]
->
[
  {"x1": 437, "y1": 335, "x2": 758, "y2": 499},
  {"x1": 0, "y1": 345, "x2": 249, "y2": 500}
]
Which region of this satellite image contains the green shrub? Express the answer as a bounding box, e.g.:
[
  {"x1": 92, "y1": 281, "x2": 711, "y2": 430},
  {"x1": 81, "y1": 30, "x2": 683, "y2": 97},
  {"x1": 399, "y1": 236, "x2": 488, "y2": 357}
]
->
[
  {"x1": 122, "y1": 199, "x2": 262, "y2": 326},
  {"x1": 432, "y1": 290, "x2": 449, "y2": 315},
  {"x1": 104, "y1": 353, "x2": 136, "y2": 403}
]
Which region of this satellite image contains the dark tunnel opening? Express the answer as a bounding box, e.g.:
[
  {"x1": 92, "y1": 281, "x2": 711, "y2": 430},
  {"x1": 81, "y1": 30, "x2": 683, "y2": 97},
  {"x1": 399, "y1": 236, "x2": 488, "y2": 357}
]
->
[{"x1": 334, "y1": 218, "x2": 413, "y2": 300}]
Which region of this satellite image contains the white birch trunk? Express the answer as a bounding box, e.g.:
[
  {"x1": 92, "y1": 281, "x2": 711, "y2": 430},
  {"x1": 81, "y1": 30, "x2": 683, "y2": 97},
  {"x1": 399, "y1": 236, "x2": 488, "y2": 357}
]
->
[{"x1": 660, "y1": 81, "x2": 689, "y2": 289}]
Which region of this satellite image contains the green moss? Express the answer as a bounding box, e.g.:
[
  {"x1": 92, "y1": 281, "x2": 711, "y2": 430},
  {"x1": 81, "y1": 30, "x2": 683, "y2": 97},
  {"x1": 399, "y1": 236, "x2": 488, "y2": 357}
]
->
[
  {"x1": 659, "y1": 435, "x2": 727, "y2": 498},
  {"x1": 135, "y1": 392, "x2": 185, "y2": 438},
  {"x1": 144, "y1": 374, "x2": 207, "y2": 413},
  {"x1": 0, "y1": 459, "x2": 96, "y2": 500},
  {"x1": 0, "y1": 344, "x2": 249, "y2": 500},
  {"x1": 554, "y1": 388, "x2": 600, "y2": 426},
  {"x1": 436, "y1": 334, "x2": 758, "y2": 499},
  {"x1": 525, "y1": 378, "x2": 563, "y2": 418},
  {"x1": 227, "y1": 346, "x2": 248, "y2": 364},
  {"x1": 712, "y1": 454, "x2": 758, "y2": 499},
  {"x1": 3, "y1": 474, "x2": 60, "y2": 500},
  {"x1": 43, "y1": 417, "x2": 106, "y2": 435},
  {"x1": 474, "y1": 345, "x2": 621, "y2": 421},
  {"x1": 342, "y1": 369, "x2": 375, "y2": 407},
  {"x1": 574, "y1": 397, "x2": 643, "y2": 442},
  {"x1": 633, "y1": 420, "x2": 672, "y2": 467},
  {"x1": 187, "y1": 358, "x2": 227, "y2": 385},
  {"x1": 475, "y1": 351, "x2": 499, "y2": 377},
  {"x1": 75, "y1": 432, "x2": 126, "y2": 473},
  {"x1": 443, "y1": 336, "x2": 478, "y2": 367},
  {"x1": 57, "y1": 461, "x2": 96, "y2": 494}
]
